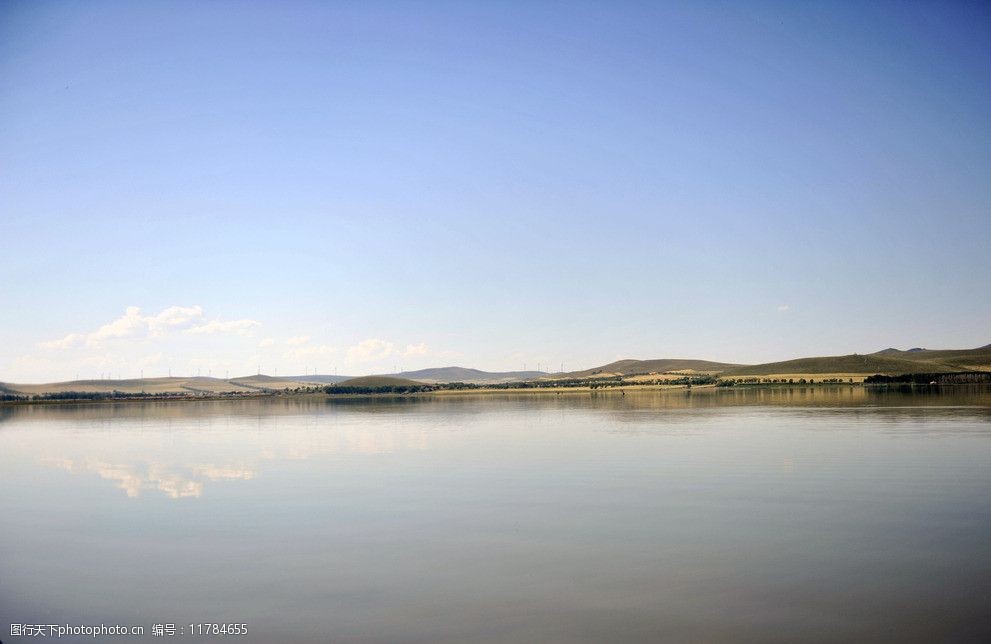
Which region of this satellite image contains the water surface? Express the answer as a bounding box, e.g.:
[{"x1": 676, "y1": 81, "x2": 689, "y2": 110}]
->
[{"x1": 2, "y1": 387, "x2": 989, "y2": 643}]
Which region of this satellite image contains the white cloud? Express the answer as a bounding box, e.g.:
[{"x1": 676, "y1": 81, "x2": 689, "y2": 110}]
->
[
  {"x1": 286, "y1": 335, "x2": 311, "y2": 346},
  {"x1": 258, "y1": 338, "x2": 276, "y2": 348},
  {"x1": 777, "y1": 304, "x2": 790, "y2": 312},
  {"x1": 86, "y1": 306, "x2": 155, "y2": 344},
  {"x1": 346, "y1": 338, "x2": 394, "y2": 363},
  {"x1": 86, "y1": 305, "x2": 205, "y2": 345},
  {"x1": 185, "y1": 319, "x2": 260, "y2": 336},
  {"x1": 402, "y1": 342, "x2": 429, "y2": 357},
  {"x1": 37, "y1": 305, "x2": 259, "y2": 352},
  {"x1": 39, "y1": 333, "x2": 85, "y2": 350},
  {"x1": 148, "y1": 305, "x2": 204, "y2": 336},
  {"x1": 39, "y1": 305, "x2": 204, "y2": 349}
]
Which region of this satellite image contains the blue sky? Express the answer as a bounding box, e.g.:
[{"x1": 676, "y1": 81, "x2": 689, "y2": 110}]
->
[{"x1": 2, "y1": 0, "x2": 989, "y2": 382}]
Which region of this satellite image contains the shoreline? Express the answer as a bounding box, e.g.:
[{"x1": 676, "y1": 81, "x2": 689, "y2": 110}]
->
[{"x1": 6, "y1": 380, "x2": 973, "y2": 407}]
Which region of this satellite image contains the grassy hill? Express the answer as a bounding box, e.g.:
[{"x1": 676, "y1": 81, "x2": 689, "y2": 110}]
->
[
  {"x1": 3, "y1": 376, "x2": 256, "y2": 396},
  {"x1": 2, "y1": 373, "x2": 429, "y2": 396},
  {"x1": 335, "y1": 376, "x2": 425, "y2": 388},
  {"x1": 229, "y1": 375, "x2": 317, "y2": 390},
  {"x1": 389, "y1": 367, "x2": 547, "y2": 384},
  {"x1": 555, "y1": 358, "x2": 742, "y2": 379},
  {"x1": 281, "y1": 374, "x2": 353, "y2": 384},
  {"x1": 3, "y1": 373, "x2": 342, "y2": 397},
  {"x1": 722, "y1": 354, "x2": 959, "y2": 377},
  {"x1": 868, "y1": 345, "x2": 991, "y2": 371}
]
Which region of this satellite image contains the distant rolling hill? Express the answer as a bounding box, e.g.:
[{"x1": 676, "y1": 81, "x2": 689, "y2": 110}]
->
[
  {"x1": 723, "y1": 355, "x2": 944, "y2": 377},
  {"x1": 4, "y1": 376, "x2": 257, "y2": 396},
  {"x1": 553, "y1": 358, "x2": 742, "y2": 379},
  {"x1": 334, "y1": 375, "x2": 425, "y2": 388},
  {"x1": 384, "y1": 367, "x2": 548, "y2": 384},
  {"x1": 550, "y1": 344, "x2": 991, "y2": 380},
  {"x1": 3, "y1": 374, "x2": 341, "y2": 396},
  {"x1": 722, "y1": 345, "x2": 991, "y2": 377},
  {"x1": 867, "y1": 344, "x2": 991, "y2": 371},
  {"x1": 4, "y1": 344, "x2": 987, "y2": 396},
  {"x1": 229, "y1": 375, "x2": 321, "y2": 390},
  {"x1": 280, "y1": 374, "x2": 353, "y2": 384}
]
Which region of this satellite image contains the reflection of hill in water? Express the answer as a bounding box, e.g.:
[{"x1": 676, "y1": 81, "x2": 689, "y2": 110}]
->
[
  {"x1": 405, "y1": 385, "x2": 991, "y2": 412},
  {"x1": 3, "y1": 386, "x2": 990, "y2": 426},
  {"x1": 2, "y1": 386, "x2": 988, "y2": 499}
]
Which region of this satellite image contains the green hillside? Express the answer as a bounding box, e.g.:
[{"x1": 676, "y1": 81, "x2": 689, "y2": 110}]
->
[
  {"x1": 5, "y1": 376, "x2": 252, "y2": 396},
  {"x1": 281, "y1": 374, "x2": 352, "y2": 384},
  {"x1": 723, "y1": 354, "x2": 959, "y2": 376},
  {"x1": 229, "y1": 375, "x2": 316, "y2": 390},
  {"x1": 869, "y1": 345, "x2": 991, "y2": 370},
  {"x1": 390, "y1": 367, "x2": 547, "y2": 384},
  {"x1": 336, "y1": 376, "x2": 425, "y2": 388},
  {"x1": 559, "y1": 358, "x2": 741, "y2": 379}
]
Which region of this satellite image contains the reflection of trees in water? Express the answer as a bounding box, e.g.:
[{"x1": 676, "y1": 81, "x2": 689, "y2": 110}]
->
[
  {"x1": 2, "y1": 397, "x2": 341, "y2": 425},
  {"x1": 427, "y1": 386, "x2": 991, "y2": 429},
  {"x1": 862, "y1": 384, "x2": 991, "y2": 406},
  {"x1": 3, "y1": 385, "x2": 988, "y2": 427},
  {"x1": 598, "y1": 386, "x2": 991, "y2": 430}
]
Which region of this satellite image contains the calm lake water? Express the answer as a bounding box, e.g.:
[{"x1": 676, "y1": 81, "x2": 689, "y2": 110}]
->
[{"x1": 2, "y1": 387, "x2": 990, "y2": 643}]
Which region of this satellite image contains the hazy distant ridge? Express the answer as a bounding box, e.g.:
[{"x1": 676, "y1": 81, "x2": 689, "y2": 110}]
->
[
  {"x1": 384, "y1": 366, "x2": 548, "y2": 384},
  {"x1": 556, "y1": 359, "x2": 742, "y2": 379},
  {"x1": 280, "y1": 374, "x2": 353, "y2": 384}
]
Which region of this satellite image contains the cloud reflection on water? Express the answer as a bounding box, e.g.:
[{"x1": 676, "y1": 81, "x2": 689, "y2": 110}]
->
[{"x1": 29, "y1": 416, "x2": 433, "y2": 499}]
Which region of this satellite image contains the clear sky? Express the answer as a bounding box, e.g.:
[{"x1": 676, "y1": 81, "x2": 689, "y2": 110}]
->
[{"x1": 2, "y1": 1, "x2": 989, "y2": 382}]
